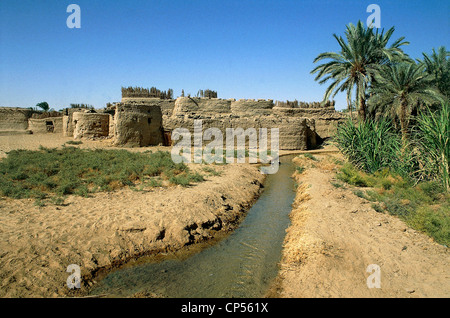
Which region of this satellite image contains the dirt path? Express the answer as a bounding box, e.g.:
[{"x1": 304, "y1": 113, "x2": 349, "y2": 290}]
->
[{"x1": 272, "y1": 153, "x2": 449, "y2": 298}]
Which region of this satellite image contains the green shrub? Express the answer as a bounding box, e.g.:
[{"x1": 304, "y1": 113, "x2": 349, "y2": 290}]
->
[
  {"x1": 189, "y1": 172, "x2": 205, "y2": 183},
  {"x1": 148, "y1": 178, "x2": 162, "y2": 187},
  {"x1": 371, "y1": 203, "x2": 384, "y2": 213},
  {"x1": 381, "y1": 179, "x2": 393, "y2": 190},
  {"x1": 364, "y1": 190, "x2": 379, "y2": 202},
  {"x1": 418, "y1": 181, "x2": 445, "y2": 201},
  {"x1": 303, "y1": 153, "x2": 319, "y2": 161},
  {"x1": 336, "y1": 163, "x2": 371, "y2": 187},
  {"x1": 353, "y1": 189, "x2": 368, "y2": 199},
  {"x1": 50, "y1": 196, "x2": 65, "y2": 206},
  {"x1": 296, "y1": 166, "x2": 306, "y2": 174},
  {"x1": 330, "y1": 181, "x2": 345, "y2": 188},
  {"x1": 169, "y1": 171, "x2": 204, "y2": 186},
  {"x1": 202, "y1": 166, "x2": 222, "y2": 176},
  {"x1": 65, "y1": 140, "x2": 83, "y2": 145}
]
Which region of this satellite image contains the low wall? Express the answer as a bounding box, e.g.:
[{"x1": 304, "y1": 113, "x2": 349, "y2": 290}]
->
[
  {"x1": 121, "y1": 97, "x2": 176, "y2": 116},
  {"x1": 171, "y1": 97, "x2": 231, "y2": 117},
  {"x1": 28, "y1": 117, "x2": 63, "y2": 134},
  {"x1": 0, "y1": 107, "x2": 32, "y2": 131},
  {"x1": 163, "y1": 115, "x2": 315, "y2": 150},
  {"x1": 171, "y1": 98, "x2": 276, "y2": 117},
  {"x1": 230, "y1": 99, "x2": 274, "y2": 116}
]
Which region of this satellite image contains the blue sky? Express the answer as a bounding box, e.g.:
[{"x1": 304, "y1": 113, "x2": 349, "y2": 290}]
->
[{"x1": 0, "y1": 0, "x2": 448, "y2": 111}]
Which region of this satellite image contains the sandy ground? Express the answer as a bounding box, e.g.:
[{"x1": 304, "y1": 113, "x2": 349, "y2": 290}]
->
[
  {"x1": 0, "y1": 134, "x2": 265, "y2": 297},
  {"x1": 271, "y1": 153, "x2": 450, "y2": 298},
  {"x1": 0, "y1": 133, "x2": 171, "y2": 158}
]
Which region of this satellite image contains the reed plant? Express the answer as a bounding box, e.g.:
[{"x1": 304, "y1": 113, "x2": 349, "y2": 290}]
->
[
  {"x1": 414, "y1": 102, "x2": 449, "y2": 191},
  {"x1": 334, "y1": 118, "x2": 402, "y2": 174}
]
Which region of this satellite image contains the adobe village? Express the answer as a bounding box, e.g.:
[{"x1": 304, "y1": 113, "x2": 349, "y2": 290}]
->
[
  {"x1": 0, "y1": 87, "x2": 343, "y2": 150},
  {"x1": 0, "y1": 84, "x2": 448, "y2": 298}
]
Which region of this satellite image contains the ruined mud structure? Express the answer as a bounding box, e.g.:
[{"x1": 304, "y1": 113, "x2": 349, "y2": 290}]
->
[
  {"x1": 0, "y1": 91, "x2": 347, "y2": 149},
  {"x1": 0, "y1": 107, "x2": 64, "y2": 134},
  {"x1": 104, "y1": 94, "x2": 346, "y2": 150},
  {"x1": 72, "y1": 112, "x2": 110, "y2": 140},
  {"x1": 0, "y1": 107, "x2": 32, "y2": 131}
]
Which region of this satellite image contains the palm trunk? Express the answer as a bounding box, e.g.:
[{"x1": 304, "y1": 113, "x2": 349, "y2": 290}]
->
[
  {"x1": 358, "y1": 95, "x2": 366, "y2": 121},
  {"x1": 347, "y1": 95, "x2": 353, "y2": 118},
  {"x1": 400, "y1": 99, "x2": 408, "y2": 145}
]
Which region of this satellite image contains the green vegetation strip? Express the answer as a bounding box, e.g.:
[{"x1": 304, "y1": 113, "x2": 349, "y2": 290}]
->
[
  {"x1": 336, "y1": 163, "x2": 449, "y2": 246},
  {"x1": 0, "y1": 147, "x2": 204, "y2": 202}
]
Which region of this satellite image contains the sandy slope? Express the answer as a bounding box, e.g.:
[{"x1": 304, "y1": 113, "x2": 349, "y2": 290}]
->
[{"x1": 273, "y1": 153, "x2": 450, "y2": 298}]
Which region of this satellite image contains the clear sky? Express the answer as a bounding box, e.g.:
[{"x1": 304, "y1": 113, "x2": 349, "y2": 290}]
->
[{"x1": 0, "y1": 0, "x2": 448, "y2": 111}]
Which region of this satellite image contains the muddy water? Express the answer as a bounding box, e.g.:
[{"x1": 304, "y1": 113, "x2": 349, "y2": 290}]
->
[{"x1": 89, "y1": 155, "x2": 296, "y2": 298}]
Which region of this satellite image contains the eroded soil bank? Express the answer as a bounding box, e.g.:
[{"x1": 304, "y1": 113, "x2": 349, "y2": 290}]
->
[
  {"x1": 270, "y1": 152, "x2": 450, "y2": 298},
  {"x1": 88, "y1": 155, "x2": 296, "y2": 298},
  {"x1": 0, "y1": 143, "x2": 265, "y2": 297}
]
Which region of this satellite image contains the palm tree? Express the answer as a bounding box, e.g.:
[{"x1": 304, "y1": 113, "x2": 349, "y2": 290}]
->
[
  {"x1": 311, "y1": 20, "x2": 409, "y2": 121},
  {"x1": 36, "y1": 102, "x2": 50, "y2": 112},
  {"x1": 368, "y1": 62, "x2": 444, "y2": 144},
  {"x1": 418, "y1": 46, "x2": 450, "y2": 98}
]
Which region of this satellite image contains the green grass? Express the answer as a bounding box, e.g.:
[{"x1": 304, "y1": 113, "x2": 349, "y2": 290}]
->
[
  {"x1": 202, "y1": 166, "x2": 222, "y2": 176},
  {"x1": 0, "y1": 147, "x2": 205, "y2": 202},
  {"x1": 296, "y1": 166, "x2": 306, "y2": 174},
  {"x1": 352, "y1": 189, "x2": 368, "y2": 199},
  {"x1": 336, "y1": 163, "x2": 449, "y2": 246},
  {"x1": 330, "y1": 181, "x2": 345, "y2": 189},
  {"x1": 371, "y1": 203, "x2": 384, "y2": 213},
  {"x1": 169, "y1": 172, "x2": 204, "y2": 186},
  {"x1": 336, "y1": 163, "x2": 373, "y2": 187},
  {"x1": 65, "y1": 140, "x2": 83, "y2": 145},
  {"x1": 303, "y1": 153, "x2": 319, "y2": 161}
]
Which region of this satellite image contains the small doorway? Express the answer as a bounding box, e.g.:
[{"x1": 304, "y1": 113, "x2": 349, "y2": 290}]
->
[
  {"x1": 46, "y1": 121, "x2": 54, "y2": 133},
  {"x1": 163, "y1": 130, "x2": 172, "y2": 146}
]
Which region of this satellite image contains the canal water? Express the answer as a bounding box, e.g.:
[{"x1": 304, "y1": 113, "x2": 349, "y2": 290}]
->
[{"x1": 89, "y1": 155, "x2": 296, "y2": 298}]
